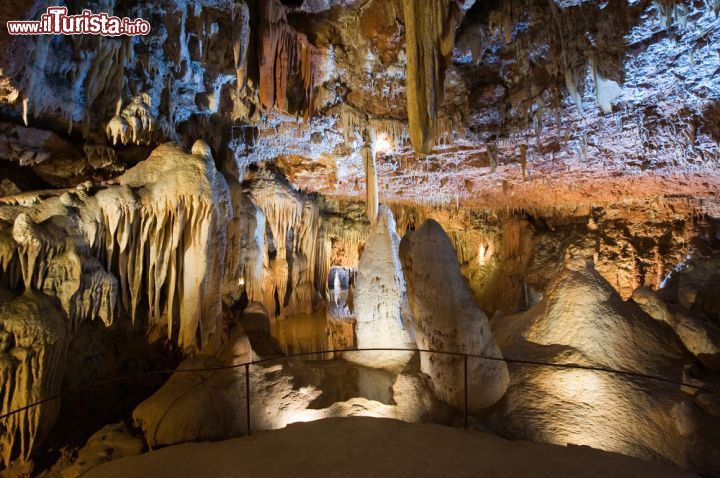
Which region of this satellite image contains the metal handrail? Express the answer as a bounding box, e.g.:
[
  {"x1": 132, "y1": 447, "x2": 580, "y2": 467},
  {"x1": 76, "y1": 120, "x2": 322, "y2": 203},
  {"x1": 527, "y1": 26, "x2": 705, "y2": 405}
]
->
[{"x1": 0, "y1": 347, "x2": 707, "y2": 431}]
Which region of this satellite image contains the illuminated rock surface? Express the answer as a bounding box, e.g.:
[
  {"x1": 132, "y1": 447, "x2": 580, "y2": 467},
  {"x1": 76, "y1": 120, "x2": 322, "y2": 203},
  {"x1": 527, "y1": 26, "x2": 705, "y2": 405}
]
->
[{"x1": 489, "y1": 260, "x2": 720, "y2": 475}]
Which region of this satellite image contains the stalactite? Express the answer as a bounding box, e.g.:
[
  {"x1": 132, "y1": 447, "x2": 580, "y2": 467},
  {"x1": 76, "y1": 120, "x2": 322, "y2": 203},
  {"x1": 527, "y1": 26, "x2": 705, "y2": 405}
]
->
[
  {"x1": 501, "y1": 0, "x2": 514, "y2": 44},
  {"x1": 548, "y1": 0, "x2": 584, "y2": 114},
  {"x1": 339, "y1": 106, "x2": 367, "y2": 143},
  {"x1": 589, "y1": 56, "x2": 622, "y2": 114},
  {"x1": 241, "y1": 169, "x2": 369, "y2": 316},
  {"x1": 232, "y1": 1, "x2": 251, "y2": 93},
  {"x1": 21, "y1": 97, "x2": 29, "y2": 127},
  {"x1": 0, "y1": 291, "x2": 68, "y2": 466},
  {"x1": 520, "y1": 143, "x2": 528, "y2": 180},
  {"x1": 365, "y1": 130, "x2": 379, "y2": 224},
  {"x1": 105, "y1": 93, "x2": 157, "y2": 146},
  {"x1": 245, "y1": 170, "x2": 321, "y2": 317},
  {"x1": 486, "y1": 141, "x2": 498, "y2": 173},
  {"x1": 368, "y1": 118, "x2": 408, "y2": 149},
  {"x1": 258, "y1": 0, "x2": 320, "y2": 117},
  {"x1": 16, "y1": 33, "x2": 130, "y2": 132},
  {"x1": 0, "y1": 142, "x2": 231, "y2": 353},
  {"x1": 402, "y1": 0, "x2": 461, "y2": 154},
  {"x1": 0, "y1": 212, "x2": 117, "y2": 332}
]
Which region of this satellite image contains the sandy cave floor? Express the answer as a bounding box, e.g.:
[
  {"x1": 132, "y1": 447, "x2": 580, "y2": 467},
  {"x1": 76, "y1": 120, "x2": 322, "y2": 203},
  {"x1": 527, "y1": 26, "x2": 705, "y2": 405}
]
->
[{"x1": 85, "y1": 417, "x2": 695, "y2": 478}]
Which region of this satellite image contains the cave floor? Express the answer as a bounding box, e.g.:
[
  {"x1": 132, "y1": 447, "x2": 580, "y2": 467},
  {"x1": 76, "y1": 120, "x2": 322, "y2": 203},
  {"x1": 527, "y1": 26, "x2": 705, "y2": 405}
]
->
[{"x1": 85, "y1": 417, "x2": 694, "y2": 478}]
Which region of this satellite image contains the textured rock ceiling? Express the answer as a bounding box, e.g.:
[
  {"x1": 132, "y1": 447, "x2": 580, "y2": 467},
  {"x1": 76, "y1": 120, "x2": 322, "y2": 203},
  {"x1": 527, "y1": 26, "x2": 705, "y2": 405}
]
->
[{"x1": 0, "y1": 0, "x2": 719, "y2": 210}]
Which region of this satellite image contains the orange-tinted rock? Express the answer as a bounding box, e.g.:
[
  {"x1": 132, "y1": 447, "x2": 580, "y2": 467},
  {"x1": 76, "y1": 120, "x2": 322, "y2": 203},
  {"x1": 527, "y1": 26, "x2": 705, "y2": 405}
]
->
[
  {"x1": 402, "y1": 0, "x2": 461, "y2": 154},
  {"x1": 258, "y1": 0, "x2": 320, "y2": 117}
]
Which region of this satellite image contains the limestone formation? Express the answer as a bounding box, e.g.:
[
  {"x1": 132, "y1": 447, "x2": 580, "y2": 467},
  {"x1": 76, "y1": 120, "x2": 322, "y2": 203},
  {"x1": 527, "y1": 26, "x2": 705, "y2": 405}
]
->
[
  {"x1": 490, "y1": 260, "x2": 720, "y2": 475},
  {"x1": 400, "y1": 219, "x2": 509, "y2": 410},
  {"x1": 133, "y1": 355, "x2": 248, "y2": 447},
  {"x1": 57, "y1": 422, "x2": 145, "y2": 478},
  {"x1": 402, "y1": 0, "x2": 462, "y2": 154},
  {"x1": 345, "y1": 206, "x2": 415, "y2": 370},
  {"x1": 632, "y1": 285, "x2": 720, "y2": 370},
  {"x1": 134, "y1": 335, "x2": 444, "y2": 448},
  {"x1": 258, "y1": 0, "x2": 322, "y2": 116},
  {"x1": 0, "y1": 289, "x2": 68, "y2": 466}
]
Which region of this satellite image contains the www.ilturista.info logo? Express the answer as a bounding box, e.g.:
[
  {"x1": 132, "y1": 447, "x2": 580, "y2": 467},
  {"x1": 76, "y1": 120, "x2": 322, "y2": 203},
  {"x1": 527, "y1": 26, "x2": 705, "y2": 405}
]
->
[{"x1": 7, "y1": 7, "x2": 151, "y2": 36}]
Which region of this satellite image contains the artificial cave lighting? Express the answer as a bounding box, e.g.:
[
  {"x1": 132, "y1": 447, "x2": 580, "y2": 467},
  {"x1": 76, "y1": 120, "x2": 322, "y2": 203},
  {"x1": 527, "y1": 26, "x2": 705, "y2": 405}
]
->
[
  {"x1": 373, "y1": 132, "x2": 393, "y2": 156},
  {"x1": 1, "y1": 0, "x2": 719, "y2": 477}
]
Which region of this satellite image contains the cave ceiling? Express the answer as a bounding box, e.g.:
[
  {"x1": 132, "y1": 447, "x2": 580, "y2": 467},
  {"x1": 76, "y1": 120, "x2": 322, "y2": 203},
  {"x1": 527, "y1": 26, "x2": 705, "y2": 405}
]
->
[{"x1": 0, "y1": 0, "x2": 718, "y2": 210}]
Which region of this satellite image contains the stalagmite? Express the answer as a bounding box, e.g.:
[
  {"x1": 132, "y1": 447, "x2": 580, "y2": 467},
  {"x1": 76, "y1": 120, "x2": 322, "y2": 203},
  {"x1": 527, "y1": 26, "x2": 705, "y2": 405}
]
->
[
  {"x1": 402, "y1": 0, "x2": 461, "y2": 154},
  {"x1": 345, "y1": 206, "x2": 415, "y2": 370},
  {"x1": 399, "y1": 220, "x2": 509, "y2": 410},
  {"x1": 1, "y1": 0, "x2": 720, "y2": 474},
  {"x1": 339, "y1": 106, "x2": 366, "y2": 143}
]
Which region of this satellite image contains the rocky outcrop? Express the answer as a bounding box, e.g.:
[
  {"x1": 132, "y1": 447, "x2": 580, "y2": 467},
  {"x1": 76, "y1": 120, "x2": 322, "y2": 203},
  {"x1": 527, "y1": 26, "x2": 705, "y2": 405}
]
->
[
  {"x1": 132, "y1": 355, "x2": 248, "y2": 448},
  {"x1": 133, "y1": 322, "x2": 443, "y2": 447},
  {"x1": 0, "y1": 289, "x2": 68, "y2": 466},
  {"x1": 633, "y1": 253, "x2": 720, "y2": 370},
  {"x1": 56, "y1": 422, "x2": 144, "y2": 478},
  {"x1": 345, "y1": 206, "x2": 415, "y2": 370},
  {"x1": 400, "y1": 219, "x2": 509, "y2": 410},
  {"x1": 489, "y1": 260, "x2": 720, "y2": 475}
]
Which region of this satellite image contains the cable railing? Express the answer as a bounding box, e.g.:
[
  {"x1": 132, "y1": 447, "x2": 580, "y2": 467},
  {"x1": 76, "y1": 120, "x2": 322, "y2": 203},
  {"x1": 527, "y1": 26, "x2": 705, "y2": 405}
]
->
[{"x1": 0, "y1": 346, "x2": 706, "y2": 437}]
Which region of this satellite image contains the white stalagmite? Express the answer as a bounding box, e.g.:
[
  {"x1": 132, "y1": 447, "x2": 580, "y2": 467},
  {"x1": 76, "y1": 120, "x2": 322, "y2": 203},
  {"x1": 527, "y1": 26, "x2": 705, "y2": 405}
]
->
[
  {"x1": 400, "y1": 219, "x2": 509, "y2": 411},
  {"x1": 345, "y1": 206, "x2": 415, "y2": 370}
]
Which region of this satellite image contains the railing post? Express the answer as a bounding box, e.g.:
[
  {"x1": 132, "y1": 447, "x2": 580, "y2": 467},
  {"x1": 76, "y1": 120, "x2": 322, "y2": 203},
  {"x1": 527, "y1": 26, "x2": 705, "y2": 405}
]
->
[
  {"x1": 245, "y1": 362, "x2": 251, "y2": 436},
  {"x1": 463, "y1": 354, "x2": 468, "y2": 429}
]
